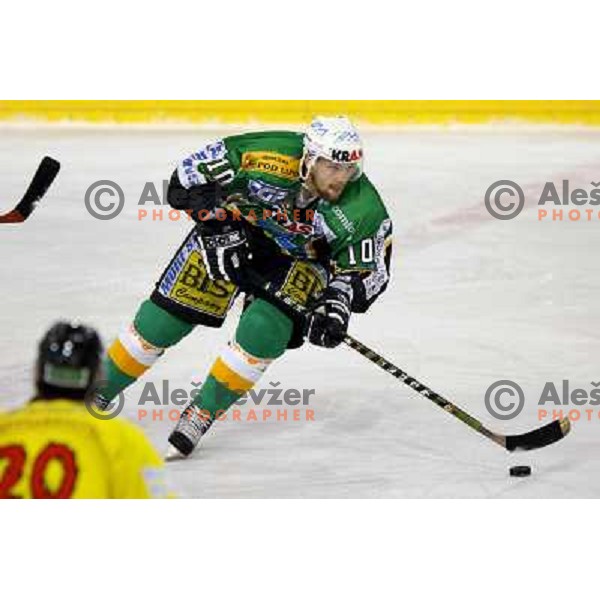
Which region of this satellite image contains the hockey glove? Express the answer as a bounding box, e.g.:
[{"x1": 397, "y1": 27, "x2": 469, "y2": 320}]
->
[
  {"x1": 196, "y1": 217, "x2": 252, "y2": 285},
  {"x1": 167, "y1": 172, "x2": 224, "y2": 222},
  {"x1": 308, "y1": 277, "x2": 352, "y2": 348}
]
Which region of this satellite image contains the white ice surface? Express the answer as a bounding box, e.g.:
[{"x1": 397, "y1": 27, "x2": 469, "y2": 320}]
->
[{"x1": 1, "y1": 126, "x2": 599, "y2": 498}]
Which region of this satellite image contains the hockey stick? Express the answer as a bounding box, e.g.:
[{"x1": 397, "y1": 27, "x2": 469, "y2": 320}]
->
[
  {"x1": 240, "y1": 270, "x2": 571, "y2": 453},
  {"x1": 341, "y1": 334, "x2": 570, "y2": 452},
  {"x1": 0, "y1": 156, "x2": 61, "y2": 224}
]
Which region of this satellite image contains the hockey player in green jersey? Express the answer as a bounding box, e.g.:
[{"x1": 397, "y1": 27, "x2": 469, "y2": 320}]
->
[{"x1": 99, "y1": 116, "x2": 393, "y2": 457}]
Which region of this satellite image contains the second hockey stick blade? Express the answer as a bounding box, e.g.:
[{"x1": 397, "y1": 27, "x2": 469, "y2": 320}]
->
[{"x1": 0, "y1": 156, "x2": 61, "y2": 223}]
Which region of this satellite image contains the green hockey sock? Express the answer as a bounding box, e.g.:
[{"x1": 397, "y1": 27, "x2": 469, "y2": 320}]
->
[
  {"x1": 193, "y1": 299, "x2": 293, "y2": 418},
  {"x1": 101, "y1": 299, "x2": 194, "y2": 400}
]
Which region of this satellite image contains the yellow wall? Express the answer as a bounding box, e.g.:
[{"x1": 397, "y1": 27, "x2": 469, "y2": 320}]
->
[{"x1": 1, "y1": 100, "x2": 600, "y2": 125}]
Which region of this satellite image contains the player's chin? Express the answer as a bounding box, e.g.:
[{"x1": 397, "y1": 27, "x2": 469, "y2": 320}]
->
[{"x1": 322, "y1": 187, "x2": 343, "y2": 202}]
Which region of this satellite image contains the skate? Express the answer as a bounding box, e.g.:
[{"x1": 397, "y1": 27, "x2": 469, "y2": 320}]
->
[{"x1": 166, "y1": 403, "x2": 214, "y2": 460}]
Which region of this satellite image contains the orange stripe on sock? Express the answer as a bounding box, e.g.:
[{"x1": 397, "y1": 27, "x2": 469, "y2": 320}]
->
[
  {"x1": 108, "y1": 339, "x2": 149, "y2": 378},
  {"x1": 210, "y1": 357, "x2": 254, "y2": 393}
]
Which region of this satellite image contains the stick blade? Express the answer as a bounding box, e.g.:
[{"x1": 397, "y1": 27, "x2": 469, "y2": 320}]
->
[
  {"x1": 505, "y1": 418, "x2": 571, "y2": 452},
  {"x1": 0, "y1": 209, "x2": 25, "y2": 223},
  {"x1": 0, "y1": 156, "x2": 61, "y2": 224},
  {"x1": 15, "y1": 156, "x2": 61, "y2": 217}
]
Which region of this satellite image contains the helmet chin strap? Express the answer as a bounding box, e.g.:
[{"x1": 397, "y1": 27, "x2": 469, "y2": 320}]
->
[
  {"x1": 297, "y1": 150, "x2": 319, "y2": 207},
  {"x1": 298, "y1": 181, "x2": 318, "y2": 208},
  {"x1": 299, "y1": 146, "x2": 314, "y2": 183}
]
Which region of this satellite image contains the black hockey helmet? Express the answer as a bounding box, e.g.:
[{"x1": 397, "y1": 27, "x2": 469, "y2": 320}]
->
[{"x1": 35, "y1": 321, "x2": 103, "y2": 400}]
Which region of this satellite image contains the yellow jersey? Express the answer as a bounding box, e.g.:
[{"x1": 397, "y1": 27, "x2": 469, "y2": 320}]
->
[{"x1": 0, "y1": 398, "x2": 171, "y2": 499}]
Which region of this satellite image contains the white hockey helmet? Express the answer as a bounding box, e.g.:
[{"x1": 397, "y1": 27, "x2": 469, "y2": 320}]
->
[{"x1": 301, "y1": 116, "x2": 364, "y2": 182}]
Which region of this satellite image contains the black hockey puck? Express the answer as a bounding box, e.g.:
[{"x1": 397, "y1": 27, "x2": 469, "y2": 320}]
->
[{"x1": 509, "y1": 465, "x2": 531, "y2": 477}]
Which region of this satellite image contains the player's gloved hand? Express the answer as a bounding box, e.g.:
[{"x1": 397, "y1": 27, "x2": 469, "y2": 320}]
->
[
  {"x1": 308, "y1": 277, "x2": 353, "y2": 348},
  {"x1": 167, "y1": 172, "x2": 224, "y2": 222},
  {"x1": 196, "y1": 216, "x2": 252, "y2": 285}
]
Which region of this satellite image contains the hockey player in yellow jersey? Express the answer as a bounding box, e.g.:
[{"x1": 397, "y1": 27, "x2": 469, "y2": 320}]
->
[{"x1": 0, "y1": 322, "x2": 171, "y2": 499}]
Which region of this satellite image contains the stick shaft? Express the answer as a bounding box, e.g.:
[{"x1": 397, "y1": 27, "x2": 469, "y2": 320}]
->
[
  {"x1": 240, "y1": 271, "x2": 504, "y2": 445},
  {"x1": 342, "y1": 334, "x2": 505, "y2": 447},
  {"x1": 241, "y1": 270, "x2": 569, "y2": 451}
]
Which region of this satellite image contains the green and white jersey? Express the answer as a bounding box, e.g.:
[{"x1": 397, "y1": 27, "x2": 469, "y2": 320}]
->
[{"x1": 175, "y1": 131, "x2": 393, "y2": 312}]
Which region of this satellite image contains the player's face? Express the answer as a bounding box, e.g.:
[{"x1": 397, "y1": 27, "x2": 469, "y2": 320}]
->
[{"x1": 310, "y1": 157, "x2": 357, "y2": 201}]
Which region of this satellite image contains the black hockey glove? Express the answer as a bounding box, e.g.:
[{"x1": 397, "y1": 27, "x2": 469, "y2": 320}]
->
[
  {"x1": 196, "y1": 217, "x2": 252, "y2": 285},
  {"x1": 167, "y1": 171, "x2": 224, "y2": 222},
  {"x1": 308, "y1": 277, "x2": 353, "y2": 348}
]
